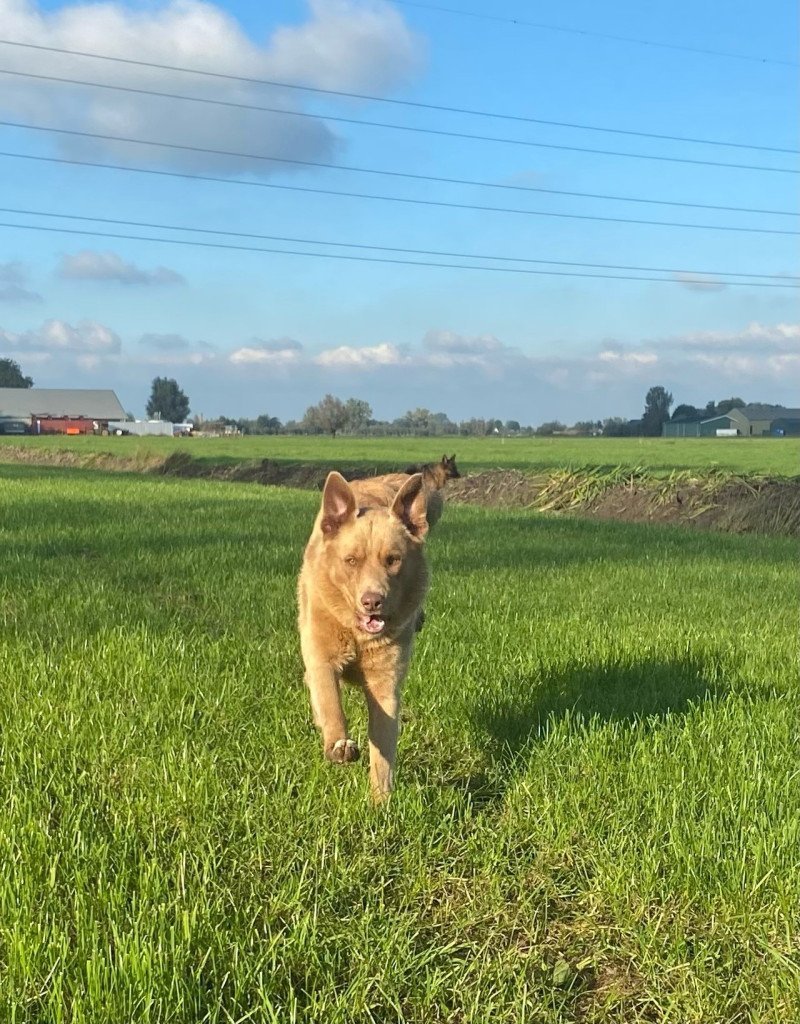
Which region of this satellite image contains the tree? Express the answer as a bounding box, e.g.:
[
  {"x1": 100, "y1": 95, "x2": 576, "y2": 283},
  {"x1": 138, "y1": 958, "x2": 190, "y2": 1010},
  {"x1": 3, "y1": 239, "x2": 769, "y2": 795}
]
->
[
  {"x1": 505, "y1": 419, "x2": 521, "y2": 434},
  {"x1": 641, "y1": 385, "x2": 673, "y2": 436},
  {"x1": 146, "y1": 377, "x2": 190, "y2": 422},
  {"x1": 0, "y1": 358, "x2": 33, "y2": 388},
  {"x1": 715, "y1": 396, "x2": 746, "y2": 416},
  {"x1": 255, "y1": 414, "x2": 282, "y2": 434},
  {"x1": 303, "y1": 394, "x2": 348, "y2": 436},
  {"x1": 343, "y1": 398, "x2": 372, "y2": 434},
  {"x1": 534, "y1": 420, "x2": 566, "y2": 436},
  {"x1": 671, "y1": 403, "x2": 703, "y2": 422}
]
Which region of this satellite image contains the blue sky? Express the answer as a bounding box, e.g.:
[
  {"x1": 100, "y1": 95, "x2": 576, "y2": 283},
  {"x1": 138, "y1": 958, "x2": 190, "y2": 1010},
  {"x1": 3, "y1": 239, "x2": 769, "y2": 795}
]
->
[{"x1": 0, "y1": 0, "x2": 797, "y2": 423}]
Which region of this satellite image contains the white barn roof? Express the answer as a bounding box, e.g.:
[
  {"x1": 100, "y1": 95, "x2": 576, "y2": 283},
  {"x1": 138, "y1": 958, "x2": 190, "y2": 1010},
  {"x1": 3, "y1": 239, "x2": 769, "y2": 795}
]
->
[{"x1": 0, "y1": 388, "x2": 126, "y2": 420}]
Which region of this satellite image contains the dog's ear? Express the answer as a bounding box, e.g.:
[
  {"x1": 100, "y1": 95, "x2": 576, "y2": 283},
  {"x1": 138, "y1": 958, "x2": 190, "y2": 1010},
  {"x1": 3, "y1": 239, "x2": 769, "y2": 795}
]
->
[
  {"x1": 441, "y1": 454, "x2": 448, "y2": 465},
  {"x1": 320, "y1": 472, "x2": 356, "y2": 536},
  {"x1": 391, "y1": 473, "x2": 428, "y2": 541}
]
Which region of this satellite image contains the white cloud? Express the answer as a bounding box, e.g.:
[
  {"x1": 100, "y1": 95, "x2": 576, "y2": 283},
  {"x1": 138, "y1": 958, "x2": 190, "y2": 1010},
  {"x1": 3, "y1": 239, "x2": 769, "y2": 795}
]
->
[
  {"x1": 229, "y1": 341, "x2": 302, "y2": 365},
  {"x1": 673, "y1": 272, "x2": 727, "y2": 292},
  {"x1": 0, "y1": 0, "x2": 424, "y2": 176},
  {"x1": 597, "y1": 349, "x2": 658, "y2": 365},
  {"x1": 422, "y1": 329, "x2": 507, "y2": 356},
  {"x1": 671, "y1": 321, "x2": 800, "y2": 353},
  {"x1": 0, "y1": 317, "x2": 121, "y2": 353},
  {"x1": 0, "y1": 261, "x2": 42, "y2": 302},
  {"x1": 139, "y1": 332, "x2": 191, "y2": 351},
  {"x1": 268, "y1": 0, "x2": 424, "y2": 93},
  {"x1": 313, "y1": 342, "x2": 407, "y2": 367},
  {"x1": 57, "y1": 250, "x2": 185, "y2": 285}
]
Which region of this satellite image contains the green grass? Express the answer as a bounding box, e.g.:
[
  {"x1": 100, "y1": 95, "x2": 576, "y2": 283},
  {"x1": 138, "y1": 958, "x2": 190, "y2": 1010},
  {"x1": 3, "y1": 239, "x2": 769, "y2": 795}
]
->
[
  {"x1": 0, "y1": 464, "x2": 798, "y2": 1022},
  {"x1": 2, "y1": 432, "x2": 799, "y2": 477}
]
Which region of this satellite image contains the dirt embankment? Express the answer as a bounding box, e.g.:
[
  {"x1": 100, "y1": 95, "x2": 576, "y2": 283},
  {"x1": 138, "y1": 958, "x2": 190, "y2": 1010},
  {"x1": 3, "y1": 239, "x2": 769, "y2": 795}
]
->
[{"x1": 2, "y1": 446, "x2": 798, "y2": 536}]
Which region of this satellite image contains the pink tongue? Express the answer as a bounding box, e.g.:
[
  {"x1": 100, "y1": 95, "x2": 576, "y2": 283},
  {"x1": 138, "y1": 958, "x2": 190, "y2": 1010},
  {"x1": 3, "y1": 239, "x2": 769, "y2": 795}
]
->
[{"x1": 360, "y1": 615, "x2": 385, "y2": 633}]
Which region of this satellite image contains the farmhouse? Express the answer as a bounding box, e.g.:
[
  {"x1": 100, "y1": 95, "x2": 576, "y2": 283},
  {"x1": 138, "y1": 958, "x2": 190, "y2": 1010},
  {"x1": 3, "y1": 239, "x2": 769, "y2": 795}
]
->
[
  {"x1": 0, "y1": 388, "x2": 126, "y2": 435},
  {"x1": 663, "y1": 404, "x2": 800, "y2": 438}
]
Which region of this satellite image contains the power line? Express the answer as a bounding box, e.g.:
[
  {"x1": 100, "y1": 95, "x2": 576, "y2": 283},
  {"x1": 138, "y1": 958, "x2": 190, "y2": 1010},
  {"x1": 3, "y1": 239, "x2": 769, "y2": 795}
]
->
[
  {"x1": 2, "y1": 219, "x2": 796, "y2": 287},
  {"x1": 6, "y1": 204, "x2": 795, "y2": 281},
  {"x1": 2, "y1": 66, "x2": 796, "y2": 158},
  {"x1": 2, "y1": 115, "x2": 795, "y2": 182},
  {"x1": 0, "y1": 38, "x2": 795, "y2": 153},
  {"x1": 393, "y1": 0, "x2": 799, "y2": 68},
  {"x1": 2, "y1": 149, "x2": 798, "y2": 236}
]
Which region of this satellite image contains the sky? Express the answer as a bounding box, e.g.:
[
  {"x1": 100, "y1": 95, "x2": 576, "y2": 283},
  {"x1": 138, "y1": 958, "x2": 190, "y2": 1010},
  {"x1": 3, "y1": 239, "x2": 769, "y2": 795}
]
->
[{"x1": 0, "y1": 0, "x2": 797, "y2": 424}]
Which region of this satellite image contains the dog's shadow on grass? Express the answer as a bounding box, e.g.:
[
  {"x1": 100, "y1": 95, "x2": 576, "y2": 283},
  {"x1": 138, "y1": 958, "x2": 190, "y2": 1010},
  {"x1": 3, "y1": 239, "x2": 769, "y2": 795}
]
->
[{"x1": 446, "y1": 657, "x2": 721, "y2": 809}]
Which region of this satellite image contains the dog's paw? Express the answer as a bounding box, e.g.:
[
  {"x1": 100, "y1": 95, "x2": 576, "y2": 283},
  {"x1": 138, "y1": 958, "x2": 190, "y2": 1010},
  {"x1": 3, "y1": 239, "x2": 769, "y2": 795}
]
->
[{"x1": 326, "y1": 738, "x2": 360, "y2": 764}]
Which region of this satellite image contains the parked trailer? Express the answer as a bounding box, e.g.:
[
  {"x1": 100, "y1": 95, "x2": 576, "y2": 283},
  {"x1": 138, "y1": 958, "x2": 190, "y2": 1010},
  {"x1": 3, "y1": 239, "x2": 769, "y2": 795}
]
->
[
  {"x1": 108, "y1": 420, "x2": 175, "y2": 437},
  {"x1": 715, "y1": 428, "x2": 740, "y2": 437},
  {"x1": 108, "y1": 420, "x2": 194, "y2": 437}
]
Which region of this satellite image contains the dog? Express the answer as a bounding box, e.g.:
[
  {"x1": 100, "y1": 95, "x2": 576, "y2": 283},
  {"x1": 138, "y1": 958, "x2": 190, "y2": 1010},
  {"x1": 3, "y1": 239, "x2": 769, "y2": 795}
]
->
[
  {"x1": 297, "y1": 471, "x2": 430, "y2": 800},
  {"x1": 403, "y1": 453, "x2": 460, "y2": 489}
]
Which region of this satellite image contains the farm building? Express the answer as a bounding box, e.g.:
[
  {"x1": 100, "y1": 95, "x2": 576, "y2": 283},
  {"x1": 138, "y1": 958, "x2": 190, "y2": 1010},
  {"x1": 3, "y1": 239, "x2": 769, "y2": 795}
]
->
[
  {"x1": 0, "y1": 388, "x2": 126, "y2": 435},
  {"x1": 663, "y1": 404, "x2": 800, "y2": 438}
]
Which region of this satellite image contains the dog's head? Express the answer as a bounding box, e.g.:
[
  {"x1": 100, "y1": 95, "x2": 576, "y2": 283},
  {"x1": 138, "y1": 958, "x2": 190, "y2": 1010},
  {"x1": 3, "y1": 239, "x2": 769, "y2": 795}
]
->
[
  {"x1": 316, "y1": 471, "x2": 429, "y2": 637},
  {"x1": 441, "y1": 454, "x2": 460, "y2": 480}
]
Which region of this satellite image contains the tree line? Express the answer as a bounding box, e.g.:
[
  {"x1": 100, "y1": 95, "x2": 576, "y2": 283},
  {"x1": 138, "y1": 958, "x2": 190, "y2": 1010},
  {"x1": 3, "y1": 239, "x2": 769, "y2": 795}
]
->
[{"x1": 0, "y1": 359, "x2": 759, "y2": 439}]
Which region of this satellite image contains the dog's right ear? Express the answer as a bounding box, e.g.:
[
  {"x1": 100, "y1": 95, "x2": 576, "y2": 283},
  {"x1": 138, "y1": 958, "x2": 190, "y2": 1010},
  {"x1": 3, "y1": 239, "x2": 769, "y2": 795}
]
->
[{"x1": 320, "y1": 472, "x2": 356, "y2": 536}]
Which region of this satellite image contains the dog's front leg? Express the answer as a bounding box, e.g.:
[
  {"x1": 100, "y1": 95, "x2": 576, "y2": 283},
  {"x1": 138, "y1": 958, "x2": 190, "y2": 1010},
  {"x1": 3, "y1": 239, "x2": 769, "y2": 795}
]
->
[
  {"x1": 305, "y1": 663, "x2": 360, "y2": 764},
  {"x1": 363, "y1": 676, "x2": 401, "y2": 801}
]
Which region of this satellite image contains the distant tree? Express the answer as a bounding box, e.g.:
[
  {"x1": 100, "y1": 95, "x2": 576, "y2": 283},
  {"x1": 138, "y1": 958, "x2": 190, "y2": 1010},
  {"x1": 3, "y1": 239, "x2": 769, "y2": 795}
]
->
[
  {"x1": 429, "y1": 411, "x2": 457, "y2": 436},
  {"x1": 671, "y1": 403, "x2": 703, "y2": 422},
  {"x1": 303, "y1": 394, "x2": 348, "y2": 436},
  {"x1": 641, "y1": 386, "x2": 673, "y2": 436},
  {"x1": 403, "y1": 408, "x2": 434, "y2": 434},
  {"x1": 343, "y1": 398, "x2": 372, "y2": 434},
  {"x1": 572, "y1": 420, "x2": 597, "y2": 435},
  {"x1": 715, "y1": 396, "x2": 746, "y2": 416},
  {"x1": 0, "y1": 358, "x2": 33, "y2": 388},
  {"x1": 504, "y1": 419, "x2": 521, "y2": 434},
  {"x1": 459, "y1": 417, "x2": 489, "y2": 437},
  {"x1": 535, "y1": 420, "x2": 566, "y2": 436},
  {"x1": 704, "y1": 399, "x2": 717, "y2": 417},
  {"x1": 602, "y1": 417, "x2": 629, "y2": 437},
  {"x1": 255, "y1": 413, "x2": 282, "y2": 434},
  {"x1": 146, "y1": 377, "x2": 190, "y2": 422}
]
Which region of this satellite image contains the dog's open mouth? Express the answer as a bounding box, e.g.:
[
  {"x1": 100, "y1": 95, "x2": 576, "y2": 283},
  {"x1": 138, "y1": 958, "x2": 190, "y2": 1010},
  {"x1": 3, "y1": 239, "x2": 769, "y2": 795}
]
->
[{"x1": 357, "y1": 614, "x2": 386, "y2": 635}]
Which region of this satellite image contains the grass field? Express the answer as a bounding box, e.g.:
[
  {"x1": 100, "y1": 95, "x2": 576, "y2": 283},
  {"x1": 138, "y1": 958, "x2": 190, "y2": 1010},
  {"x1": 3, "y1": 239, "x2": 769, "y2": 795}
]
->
[
  {"x1": 0, "y1": 463, "x2": 798, "y2": 1022},
  {"x1": 1, "y1": 433, "x2": 798, "y2": 477}
]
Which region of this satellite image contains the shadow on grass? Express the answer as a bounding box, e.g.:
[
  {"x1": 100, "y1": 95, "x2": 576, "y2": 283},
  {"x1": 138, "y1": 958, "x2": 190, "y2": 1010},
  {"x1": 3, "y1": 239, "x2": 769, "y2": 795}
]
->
[{"x1": 445, "y1": 657, "x2": 720, "y2": 809}]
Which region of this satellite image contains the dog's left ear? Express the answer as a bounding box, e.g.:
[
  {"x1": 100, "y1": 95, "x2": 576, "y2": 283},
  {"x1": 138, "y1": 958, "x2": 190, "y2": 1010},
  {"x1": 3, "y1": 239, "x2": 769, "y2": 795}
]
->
[
  {"x1": 391, "y1": 473, "x2": 429, "y2": 540},
  {"x1": 441, "y1": 454, "x2": 448, "y2": 465},
  {"x1": 320, "y1": 471, "x2": 356, "y2": 536}
]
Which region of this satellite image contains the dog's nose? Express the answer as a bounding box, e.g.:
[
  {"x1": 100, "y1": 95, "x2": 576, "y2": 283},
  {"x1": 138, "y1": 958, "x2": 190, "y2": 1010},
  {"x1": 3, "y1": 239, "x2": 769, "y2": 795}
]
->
[{"x1": 361, "y1": 591, "x2": 383, "y2": 613}]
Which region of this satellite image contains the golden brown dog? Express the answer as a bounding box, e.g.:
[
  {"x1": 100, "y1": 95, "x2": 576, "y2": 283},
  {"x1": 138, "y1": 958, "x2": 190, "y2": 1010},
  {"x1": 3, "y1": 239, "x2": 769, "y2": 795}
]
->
[
  {"x1": 297, "y1": 471, "x2": 430, "y2": 800},
  {"x1": 404, "y1": 453, "x2": 460, "y2": 489}
]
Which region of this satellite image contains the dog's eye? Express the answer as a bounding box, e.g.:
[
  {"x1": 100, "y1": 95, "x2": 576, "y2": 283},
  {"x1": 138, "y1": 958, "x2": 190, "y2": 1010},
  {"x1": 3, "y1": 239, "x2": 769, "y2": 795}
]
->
[
  {"x1": 344, "y1": 555, "x2": 358, "y2": 567},
  {"x1": 386, "y1": 554, "x2": 401, "y2": 568}
]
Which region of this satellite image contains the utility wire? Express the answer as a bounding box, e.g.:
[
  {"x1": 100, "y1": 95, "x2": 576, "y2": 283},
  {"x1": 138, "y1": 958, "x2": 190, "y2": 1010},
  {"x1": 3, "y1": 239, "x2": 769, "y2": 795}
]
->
[
  {"x1": 2, "y1": 219, "x2": 796, "y2": 287},
  {"x1": 2, "y1": 149, "x2": 797, "y2": 236},
  {"x1": 1, "y1": 66, "x2": 796, "y2": 157},
  {"x1": 2, "y1": 114, "x2": 794, "y2": 179},
  {"x1": 6, "y1": 204, "x2": 795, "y2": 281},
  {"x1": 3, "y1": 117, "x2": 795, "y2": 181},
  {"x1": 0, "y1": 38, "x2": 795, "y2": 150},
  {"x1": 393, "y1": 0, "x2": 799, "y2": 68}
]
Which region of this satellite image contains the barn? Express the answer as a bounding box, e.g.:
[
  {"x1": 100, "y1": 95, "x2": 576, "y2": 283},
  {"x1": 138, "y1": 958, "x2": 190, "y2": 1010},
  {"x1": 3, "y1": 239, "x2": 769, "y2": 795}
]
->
[
  {"x1": 663, "y1": 404, "x2": 800, "y2": 438},
  {"x1": 0, "y1": 388, "x2": 127, "y2": 435}
]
